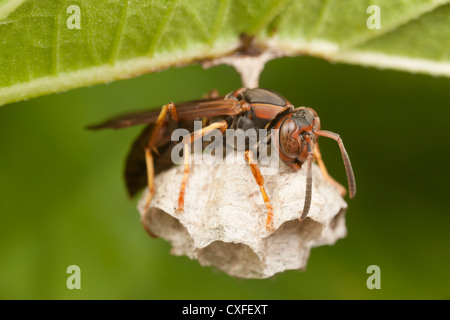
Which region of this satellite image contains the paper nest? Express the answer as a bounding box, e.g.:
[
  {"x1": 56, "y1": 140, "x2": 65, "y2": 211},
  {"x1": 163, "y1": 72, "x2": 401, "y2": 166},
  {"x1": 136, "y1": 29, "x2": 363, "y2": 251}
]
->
[{"x1": 138, "y1": 152, "x2": 348, "y2": 279}]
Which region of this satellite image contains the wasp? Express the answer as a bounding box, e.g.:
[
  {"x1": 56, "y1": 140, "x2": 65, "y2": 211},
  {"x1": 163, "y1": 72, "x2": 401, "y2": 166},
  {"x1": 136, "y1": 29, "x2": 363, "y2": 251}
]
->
[{"x1": 90, "y1": 88, "x2": 356, "y2": 231}]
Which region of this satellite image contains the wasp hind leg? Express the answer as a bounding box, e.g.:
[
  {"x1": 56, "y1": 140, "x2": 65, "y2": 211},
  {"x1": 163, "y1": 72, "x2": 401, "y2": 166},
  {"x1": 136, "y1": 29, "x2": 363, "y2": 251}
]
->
[
  {"x1": 314, "y1": 142, "x2": 347, "y2": 196},
  {"x1": 143, "y1": 102, "x2": 179, "y2": 211}
]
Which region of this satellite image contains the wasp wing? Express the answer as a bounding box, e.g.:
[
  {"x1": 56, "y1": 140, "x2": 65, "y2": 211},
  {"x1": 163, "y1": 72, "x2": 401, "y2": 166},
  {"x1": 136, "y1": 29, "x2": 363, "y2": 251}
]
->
[{"x1": 87, "y1": 97, "x2": 243, "y2": 130}]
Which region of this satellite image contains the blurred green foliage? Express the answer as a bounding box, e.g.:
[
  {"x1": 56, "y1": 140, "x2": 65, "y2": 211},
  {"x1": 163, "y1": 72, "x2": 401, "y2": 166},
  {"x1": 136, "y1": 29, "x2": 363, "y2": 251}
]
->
[{"x1": 0, "y1": 55, "x2": 449, "y2": 299}]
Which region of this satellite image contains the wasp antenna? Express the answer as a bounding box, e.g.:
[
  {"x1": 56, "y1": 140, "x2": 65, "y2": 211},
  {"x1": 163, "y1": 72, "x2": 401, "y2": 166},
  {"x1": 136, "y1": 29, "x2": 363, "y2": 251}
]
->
[
  {"x1": 317, "y1": 130, "x2": 356, "y2": 198},
  {"x1": 301, "y1": 141, "x2": 314, "y2": 220}
]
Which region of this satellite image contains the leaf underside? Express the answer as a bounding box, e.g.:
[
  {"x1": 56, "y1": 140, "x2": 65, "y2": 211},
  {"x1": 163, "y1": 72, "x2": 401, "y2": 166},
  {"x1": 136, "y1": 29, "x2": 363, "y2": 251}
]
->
[{"x1": 0, "y1": 0, "x2": 450, "y2": 107}]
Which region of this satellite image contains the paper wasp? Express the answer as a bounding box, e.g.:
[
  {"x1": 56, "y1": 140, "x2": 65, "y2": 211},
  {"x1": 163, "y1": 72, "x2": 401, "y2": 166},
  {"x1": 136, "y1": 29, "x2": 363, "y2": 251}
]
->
[{"x1": 90, "y1": 88, "x2": 356, "y2": 231}]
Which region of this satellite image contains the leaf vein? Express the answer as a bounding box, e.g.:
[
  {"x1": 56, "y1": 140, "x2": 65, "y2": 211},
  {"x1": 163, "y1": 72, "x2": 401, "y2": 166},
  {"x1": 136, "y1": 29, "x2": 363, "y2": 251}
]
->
[
  {"x1": 86, "y1": 3, "x2": 101, "y2": 65},
  {"x1": 308, "y1": 0, "x2": 331, "y2": 40},
  {"x1": 208, "y1": 0, "x2": 230, "y2": 46},
  {"x1": 248, "y1": 0, "x2": 291, "y2": 35},
  {"x1": 109, "y1": 0, "x2": 129, "y2": 64},
  {"x1": 52, "y1": 0, "x2": 69, "y2": 75},
  {"x1": 181, "y1": 4, "x2": 209, "y2": 39},
  {"x1": 147, "y1": 0, "x2": 179, "y2": 57}
]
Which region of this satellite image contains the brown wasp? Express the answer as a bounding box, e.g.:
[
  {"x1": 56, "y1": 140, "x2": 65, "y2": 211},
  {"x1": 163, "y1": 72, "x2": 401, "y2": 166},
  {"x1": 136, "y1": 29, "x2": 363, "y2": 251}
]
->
[{"x1": 90, "y1": 88, "x2": 356, "y2": 231}]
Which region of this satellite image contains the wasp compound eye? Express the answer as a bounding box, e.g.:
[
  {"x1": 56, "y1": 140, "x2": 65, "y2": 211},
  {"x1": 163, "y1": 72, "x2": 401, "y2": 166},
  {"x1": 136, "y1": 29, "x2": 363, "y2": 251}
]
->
[{"x1": 279, "y1": 118, "x2": 301, "y2": 158}]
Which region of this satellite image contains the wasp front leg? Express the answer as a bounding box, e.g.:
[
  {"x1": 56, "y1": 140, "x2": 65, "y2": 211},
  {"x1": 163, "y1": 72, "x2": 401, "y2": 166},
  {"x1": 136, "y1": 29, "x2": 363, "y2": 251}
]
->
[
  {"x1": 244, "y1": 150, "x2": 274, "y2": 231},
  {"x1": 176, "y1": 120, "x2": 228, "y2": 214},
  {"x1": 313, "y1": 142, "x2": 347, "y2": 197}
]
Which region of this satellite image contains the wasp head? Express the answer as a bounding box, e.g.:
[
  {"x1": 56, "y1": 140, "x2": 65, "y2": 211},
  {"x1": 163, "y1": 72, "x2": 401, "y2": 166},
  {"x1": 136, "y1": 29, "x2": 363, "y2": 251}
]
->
[
  {"x1": 278, "y1": 107, "x2": 320, "y2": 164},
  {"x1": 275, "y1": 106, "x2": 355, "y2": 221}
]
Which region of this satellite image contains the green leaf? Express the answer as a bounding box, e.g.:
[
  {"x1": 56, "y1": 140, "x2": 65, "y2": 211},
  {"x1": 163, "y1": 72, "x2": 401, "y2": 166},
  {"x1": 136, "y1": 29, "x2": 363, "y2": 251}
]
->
[
  {"x1": 267, "y1": 0, "x2": 450, "y2": 76},
  {"x1": 0, "y1": 0, "x2": 25, "y2": 20},
  {"x1": 1, "y1": 0, "x2": 450, "y2": 107}
]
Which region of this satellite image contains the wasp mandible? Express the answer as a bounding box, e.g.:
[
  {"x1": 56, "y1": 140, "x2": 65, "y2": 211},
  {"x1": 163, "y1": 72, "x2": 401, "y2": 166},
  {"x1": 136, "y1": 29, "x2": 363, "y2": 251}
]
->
[{"x1": 90, "y1": 88, "x2": 356, "y2": 231}]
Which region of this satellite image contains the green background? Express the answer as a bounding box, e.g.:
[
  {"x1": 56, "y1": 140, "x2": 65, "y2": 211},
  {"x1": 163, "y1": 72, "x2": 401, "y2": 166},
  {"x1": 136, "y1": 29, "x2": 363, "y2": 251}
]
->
[{"x1": 0, "y1": 55, "x2": 449, "y2": 299}]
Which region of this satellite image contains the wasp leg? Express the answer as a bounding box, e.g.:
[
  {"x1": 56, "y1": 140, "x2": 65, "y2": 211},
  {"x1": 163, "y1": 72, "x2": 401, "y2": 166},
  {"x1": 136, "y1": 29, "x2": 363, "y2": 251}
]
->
[
  {"x1": 314, "y1": 142, "x2": 347, "y2": 197},
  {"x1": 176, "y1": 120, "x2": 228, "y2": 214},
  {"x1": 244, "y1": 150, "x2": 274, "y2": 231},
  {"x1": 144, "y1": 102, "x2": 179, "y2": 211}
]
